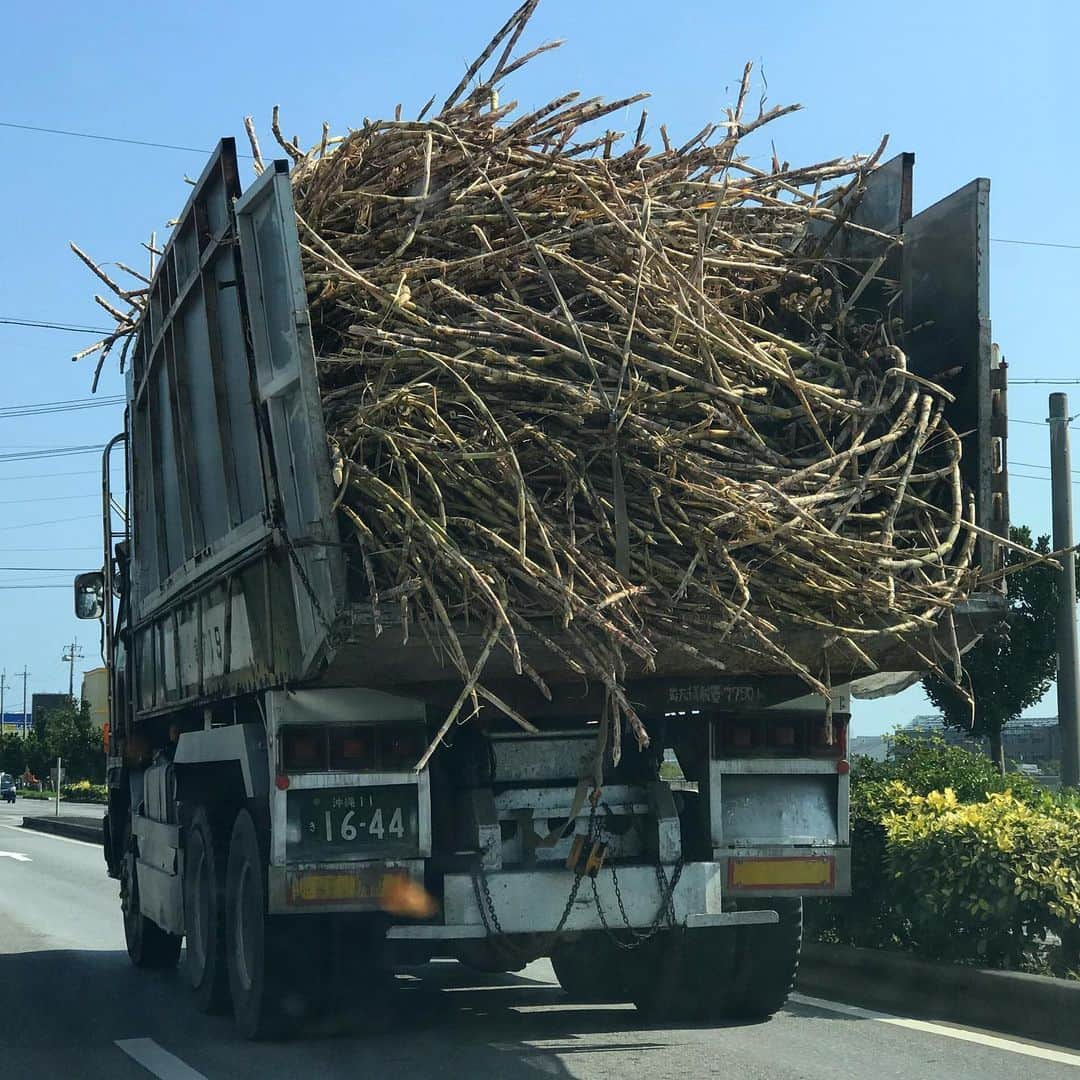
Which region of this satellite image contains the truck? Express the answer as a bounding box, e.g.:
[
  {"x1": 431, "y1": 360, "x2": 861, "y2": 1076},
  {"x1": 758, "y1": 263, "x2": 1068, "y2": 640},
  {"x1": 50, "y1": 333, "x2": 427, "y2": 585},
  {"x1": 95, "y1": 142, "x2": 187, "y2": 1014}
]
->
[{"x1": 74, "y1": 140, "x2": 1007, "y2": 1039}]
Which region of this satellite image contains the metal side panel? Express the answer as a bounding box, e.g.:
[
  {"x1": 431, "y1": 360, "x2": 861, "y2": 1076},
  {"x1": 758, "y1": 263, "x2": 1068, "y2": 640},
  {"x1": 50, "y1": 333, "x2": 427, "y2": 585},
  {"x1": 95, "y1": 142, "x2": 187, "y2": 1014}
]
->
[
  {"x1": 128, "y1": 138, "x2": 272, "y2": 619},
  {"x1": 902, "y1": 178, "x2": 996, "y2": 569},
  {"x1": 174, "y1": 723, "x2": 270, "y2": 799},
  {"x1": 235, "y1": 161, "x2": 343, "y2": 676}
]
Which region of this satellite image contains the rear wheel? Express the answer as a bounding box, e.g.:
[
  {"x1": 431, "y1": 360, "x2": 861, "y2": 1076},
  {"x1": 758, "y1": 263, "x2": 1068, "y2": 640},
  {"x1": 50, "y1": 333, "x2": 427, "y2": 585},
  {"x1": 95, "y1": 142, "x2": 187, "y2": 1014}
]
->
[
  {"x1": 628, "y1": 900, "x2": 802, "y2": 1023},
  {"x1": 120, "y1": 822, "x2": 182, "y2": 969},
  {"x1": 722, "y1": 898, "x2": 802, "y2": 1020},
  {"x1": 225, "y1": 809, "x2": 310, "y2": 1040},
  {"x1": 183, "y1": 806, "x2": 230, "y2": 1013},
  {"x1": 551, "y1": 934, "x2": 631, "y2": 1001},
  {"x1": 628, "y1": 929, "x2": 708, "y2": 1022}
]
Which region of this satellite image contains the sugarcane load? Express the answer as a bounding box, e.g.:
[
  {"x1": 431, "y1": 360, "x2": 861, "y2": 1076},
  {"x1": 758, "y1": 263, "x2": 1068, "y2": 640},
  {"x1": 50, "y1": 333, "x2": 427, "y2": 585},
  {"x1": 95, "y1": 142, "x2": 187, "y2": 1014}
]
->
[{"x1": 72, "y1": 0, "x2": 1007, "y2": 1039}]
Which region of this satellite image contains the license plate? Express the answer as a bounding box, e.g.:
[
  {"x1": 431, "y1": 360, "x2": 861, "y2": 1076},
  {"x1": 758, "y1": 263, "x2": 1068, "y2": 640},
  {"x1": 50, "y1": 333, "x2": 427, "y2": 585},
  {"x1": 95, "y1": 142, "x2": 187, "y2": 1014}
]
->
[{"x1": 286, "y1": 785, "x2": 420, "y2": 859}]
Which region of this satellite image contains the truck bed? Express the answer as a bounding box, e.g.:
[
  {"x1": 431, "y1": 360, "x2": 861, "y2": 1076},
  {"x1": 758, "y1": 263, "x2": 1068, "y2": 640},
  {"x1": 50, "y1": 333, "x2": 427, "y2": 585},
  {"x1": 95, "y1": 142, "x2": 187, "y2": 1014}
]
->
[{"x1": 120, "y1": 140, "x2": 1005, "y2": 724}]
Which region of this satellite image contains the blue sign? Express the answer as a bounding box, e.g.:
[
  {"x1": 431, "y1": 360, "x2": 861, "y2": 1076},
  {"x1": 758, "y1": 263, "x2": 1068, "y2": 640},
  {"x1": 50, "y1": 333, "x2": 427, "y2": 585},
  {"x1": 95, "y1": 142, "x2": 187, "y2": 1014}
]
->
[{"x1": 0, "y1": 712, "x2": 31, "y2": 735}]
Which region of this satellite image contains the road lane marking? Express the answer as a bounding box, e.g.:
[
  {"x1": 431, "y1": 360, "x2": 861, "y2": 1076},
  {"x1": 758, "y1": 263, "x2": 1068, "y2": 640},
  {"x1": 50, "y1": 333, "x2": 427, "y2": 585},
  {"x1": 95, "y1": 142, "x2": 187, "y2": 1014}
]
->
[
  {"x1": 790, "y1": 992, "x2": 1080, "y2": 1067},
  {"x1": 0, "y1": 821, "x2": 100, "y2": 847},
  {"x1": 115, "y1": 1039, "x2": 208, "y2": 1080},
  {"x1": 0, "y1": 851, "x2": 30, "y2": 861}
]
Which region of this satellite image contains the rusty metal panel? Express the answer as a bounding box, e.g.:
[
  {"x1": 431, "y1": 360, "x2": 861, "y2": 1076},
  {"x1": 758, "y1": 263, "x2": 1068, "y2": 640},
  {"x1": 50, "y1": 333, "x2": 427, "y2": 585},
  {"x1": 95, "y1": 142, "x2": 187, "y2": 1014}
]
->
[
  {"x1": 901, "y1": 178, "x2": 997, "y2": 568},
  {"x1": 234, "y1": 161, "x2": 343, "y2": 674}
]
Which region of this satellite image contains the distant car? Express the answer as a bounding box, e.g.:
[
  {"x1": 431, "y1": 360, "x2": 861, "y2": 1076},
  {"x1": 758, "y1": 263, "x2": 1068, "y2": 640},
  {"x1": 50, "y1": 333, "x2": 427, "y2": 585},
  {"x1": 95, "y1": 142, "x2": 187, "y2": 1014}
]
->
[{"x1": 0, "y1": 773, "x2": 15, "y2": 804}]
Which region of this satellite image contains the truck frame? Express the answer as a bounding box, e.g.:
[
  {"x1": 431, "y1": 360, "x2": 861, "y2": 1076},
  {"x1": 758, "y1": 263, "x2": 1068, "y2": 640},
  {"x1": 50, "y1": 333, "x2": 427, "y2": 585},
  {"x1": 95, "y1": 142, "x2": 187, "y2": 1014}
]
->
[{"x1": 74, "y1": 140, "x2": 1006, "y2": 1038}]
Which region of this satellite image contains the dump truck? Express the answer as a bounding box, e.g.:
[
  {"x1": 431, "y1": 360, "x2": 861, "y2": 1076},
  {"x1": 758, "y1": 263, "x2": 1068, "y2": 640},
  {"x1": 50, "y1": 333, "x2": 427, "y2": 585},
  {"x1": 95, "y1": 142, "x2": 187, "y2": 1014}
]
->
[{"x1": 74, "y1": 140, "x2": 1007, "y2": 1038}]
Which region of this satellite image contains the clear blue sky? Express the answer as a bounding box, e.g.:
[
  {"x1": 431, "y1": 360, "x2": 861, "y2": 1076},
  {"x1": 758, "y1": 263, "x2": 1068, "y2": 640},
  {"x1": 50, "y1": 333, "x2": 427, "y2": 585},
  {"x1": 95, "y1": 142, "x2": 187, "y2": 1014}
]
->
[{"x1": 0, "y1": 0, "x2": 1075, "y2": 732}]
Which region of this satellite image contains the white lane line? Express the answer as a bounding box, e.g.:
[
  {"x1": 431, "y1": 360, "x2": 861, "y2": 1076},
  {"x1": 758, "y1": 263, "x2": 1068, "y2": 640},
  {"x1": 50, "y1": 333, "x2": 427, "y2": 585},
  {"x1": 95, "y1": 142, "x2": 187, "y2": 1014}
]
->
[
  {"x1": 0, "y1": 851, "x2": 31, "y2": 861},
  {"x1": 0, "y1": 821, "x2": 100, "y2": 847},
  {"x1": 115, "y1": 1039, "x2": 208, "y2": 1080},
  {"x1": 790, "y1": 992, "x2": 1080, "y2": 1068}
]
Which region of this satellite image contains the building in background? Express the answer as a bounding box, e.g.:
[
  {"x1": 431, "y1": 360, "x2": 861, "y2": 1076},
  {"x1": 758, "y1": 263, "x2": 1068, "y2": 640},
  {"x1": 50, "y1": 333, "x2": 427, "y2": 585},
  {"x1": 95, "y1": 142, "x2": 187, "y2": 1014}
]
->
[
  {"x1": 853, "y1": 714, "x2": 1062, "y2": 772},
  {"x1": 31, "y1": 692, "x2": 68, "y2": 729},
  {"x1": 81, "y1": 667, "x2": 108, "y2": 730}
]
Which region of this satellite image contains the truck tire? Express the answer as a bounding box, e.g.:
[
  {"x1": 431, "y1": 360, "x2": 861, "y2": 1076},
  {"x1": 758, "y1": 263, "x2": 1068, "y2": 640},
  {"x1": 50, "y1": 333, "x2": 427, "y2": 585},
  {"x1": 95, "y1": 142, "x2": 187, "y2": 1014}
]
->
[
  {"x1": 120, "y1": 824, "x2": 182, "y2": 970},
  {"x1": 722, "y1": 898, "x2": 802, "y2": 1020},
  {"x1": 551, "y1": 935, "x2": 630, "y2": 1001},
  {"x1": 225, "y1": 809, "x2": 307, "y2": 1040},
  {"x1": 629, "y1": 901, "x2": 802, "y2": 1024},
  {"x1": 183, "y1": 807, "x2": 230, "y2": 1013},
  {"x1": 628, "y1": 930, "x2": 706, "y2": 1022}
]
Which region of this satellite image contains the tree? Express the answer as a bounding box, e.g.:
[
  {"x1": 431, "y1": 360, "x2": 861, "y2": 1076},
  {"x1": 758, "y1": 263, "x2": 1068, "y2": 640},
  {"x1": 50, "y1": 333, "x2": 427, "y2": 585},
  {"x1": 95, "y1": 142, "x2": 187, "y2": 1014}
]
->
[
  {"x1": 0, "y1": 732, "x2": 25, "y2": 777},
  {"x1": 27, "y1": 699, "x2": 104, "y2": 783},
  {"x1": 923, "y1": 526, "x2": 1061, "y2": 774}
]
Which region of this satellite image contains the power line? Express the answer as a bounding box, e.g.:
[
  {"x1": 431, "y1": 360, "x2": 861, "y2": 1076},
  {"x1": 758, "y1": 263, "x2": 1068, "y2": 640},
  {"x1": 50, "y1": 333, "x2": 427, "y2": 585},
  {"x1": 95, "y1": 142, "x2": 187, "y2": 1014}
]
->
[
  {"x1": 0, "y1": 119, "x2": 223, "y2": 156},
  {"x1": 1010, "y1": 379, "x2": 1080, "y2": 386},
  {"x1": 0, "y1": 494, "x2": 99, "y2": 506},
  {"x1": 0, "y1": 469, "x2": 116, "y2": 482},
  {"x1": 0, "y1": 566, "x2": 93, "y2": 572},
  {"x1": 0, "y1": 396, "x2": 124, "y2": 418},
  {"x1": 991, "y1": 238, "x2": 1080, "y2": 250},
  {"x1": 0, "y1": 546, "x2": 101, "y2": 552},
  {"x1": 0, "y1": 587, "x2": 71, "y2": 596},
  {"x1": 1011, "y1": 460, "x2": 1080, "y2": 476},
  {"x1": 0, "y1": 513, "x2": 99, "y2": 532},
  {"x1": 0, "y1": 316, "x2": 114, "y2": 335},
  {"x1": 0, "y1": 445, "x2": 105, "y2": 464}
]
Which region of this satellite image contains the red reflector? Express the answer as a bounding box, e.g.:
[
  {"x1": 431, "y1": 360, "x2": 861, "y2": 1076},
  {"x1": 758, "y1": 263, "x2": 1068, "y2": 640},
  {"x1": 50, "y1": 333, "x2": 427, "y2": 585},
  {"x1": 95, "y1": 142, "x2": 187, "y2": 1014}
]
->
[
  {"x1": 837, "y1": 759, "x2": 850, "y2": 775},
  {"x1": 275, "y1": 774, "x2": 290, "y2": 790}
]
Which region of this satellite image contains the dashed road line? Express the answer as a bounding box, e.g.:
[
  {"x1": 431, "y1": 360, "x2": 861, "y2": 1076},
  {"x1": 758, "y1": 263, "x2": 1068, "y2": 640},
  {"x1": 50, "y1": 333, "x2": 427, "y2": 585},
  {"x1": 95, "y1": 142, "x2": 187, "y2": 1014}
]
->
[{"x1": 115, "y1": 1039, "x2": 208, "y2": 1080}]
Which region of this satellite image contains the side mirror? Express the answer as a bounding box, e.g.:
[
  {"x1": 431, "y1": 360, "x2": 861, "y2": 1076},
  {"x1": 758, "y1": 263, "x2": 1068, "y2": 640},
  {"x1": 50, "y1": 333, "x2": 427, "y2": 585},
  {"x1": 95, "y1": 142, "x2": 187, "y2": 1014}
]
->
[{"x1": 74, "y1": 571, "x2": 105, "y2": 620}]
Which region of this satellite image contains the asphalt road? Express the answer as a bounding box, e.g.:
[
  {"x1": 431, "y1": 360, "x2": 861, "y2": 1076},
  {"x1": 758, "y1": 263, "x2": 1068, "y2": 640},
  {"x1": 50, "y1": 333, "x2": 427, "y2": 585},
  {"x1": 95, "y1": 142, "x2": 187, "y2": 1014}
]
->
[{"x1": 0, "y1": 801, "x2": 1078, "y2": 1079}]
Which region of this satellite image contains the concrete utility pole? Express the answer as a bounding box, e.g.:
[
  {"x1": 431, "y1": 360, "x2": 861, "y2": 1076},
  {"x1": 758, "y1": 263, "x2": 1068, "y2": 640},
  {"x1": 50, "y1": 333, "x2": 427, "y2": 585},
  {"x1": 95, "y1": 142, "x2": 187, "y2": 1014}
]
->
[
  {"x1": 19, "y1": 667, "x2": 28, "y2": 739},
  {"x1": 1050, "y1": 393, "x2": 1080, "y2": 789},
  {"x1": 61, "y1": 639, "x2": 83, "y2": 700},
  {"x1": 0, "y1": 670, "x2": 6, "y2": 730}
]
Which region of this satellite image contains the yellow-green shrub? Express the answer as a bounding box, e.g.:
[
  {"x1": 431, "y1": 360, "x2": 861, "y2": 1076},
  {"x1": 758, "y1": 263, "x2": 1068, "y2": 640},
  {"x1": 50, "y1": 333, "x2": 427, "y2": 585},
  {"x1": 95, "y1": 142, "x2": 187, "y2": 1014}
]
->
[{"x1": 882, "y1": 785, "x2": 1080, "y2": 969}]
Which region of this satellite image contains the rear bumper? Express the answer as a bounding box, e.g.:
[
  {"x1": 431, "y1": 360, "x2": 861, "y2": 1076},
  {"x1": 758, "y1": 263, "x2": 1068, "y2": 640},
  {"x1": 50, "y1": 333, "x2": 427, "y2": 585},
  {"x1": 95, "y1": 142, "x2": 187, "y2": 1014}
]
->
[
  {"x1": 268, "y1": 848, "x2": 849, "y2": 927},
  {"x1": 387, "y1": 855, "x2": 844, "y2": 941}
]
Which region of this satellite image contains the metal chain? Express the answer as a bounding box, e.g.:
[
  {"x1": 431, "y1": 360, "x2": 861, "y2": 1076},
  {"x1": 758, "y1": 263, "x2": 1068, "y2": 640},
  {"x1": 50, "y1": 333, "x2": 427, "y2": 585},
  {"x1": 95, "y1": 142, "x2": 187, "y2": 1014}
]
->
[
  {"x1": 282, "y1": 532, "x2": 335, "y2": 636},
  {"x1": 589, "y1": 805, "x2": 685, "y2": 951},
  {"x1": 471, "y1": 798, "x2": 599, "y2": 956},
  {"x1": 471, "y1": 793, "x2": 684, "y2": 956}
]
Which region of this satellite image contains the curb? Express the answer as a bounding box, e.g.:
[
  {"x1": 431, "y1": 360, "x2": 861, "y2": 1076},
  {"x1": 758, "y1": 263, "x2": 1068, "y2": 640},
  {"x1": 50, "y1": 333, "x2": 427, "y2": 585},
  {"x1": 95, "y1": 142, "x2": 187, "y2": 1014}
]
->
[
  {"x1": 797, "y1": 942, "x2": 1080, "y2": 1049},
  {"x1": 21, "y1": 816, "x2": 102, "y2": 844}
]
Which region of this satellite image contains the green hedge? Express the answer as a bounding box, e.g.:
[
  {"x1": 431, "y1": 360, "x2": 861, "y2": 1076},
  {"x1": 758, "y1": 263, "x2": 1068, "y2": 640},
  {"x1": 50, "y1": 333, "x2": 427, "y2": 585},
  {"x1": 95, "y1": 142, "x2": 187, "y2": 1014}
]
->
[
  {"x1": 15, "y1": 782, "x2": 107, "y2": 804},
  {"x1": 808, "y1": 734, "x2": 1080, "y2": 976}
]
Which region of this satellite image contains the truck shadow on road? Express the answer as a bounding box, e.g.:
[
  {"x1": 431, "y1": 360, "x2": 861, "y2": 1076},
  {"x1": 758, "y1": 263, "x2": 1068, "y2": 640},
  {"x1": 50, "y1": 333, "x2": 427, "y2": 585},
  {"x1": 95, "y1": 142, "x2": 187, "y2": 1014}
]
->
[{"x1": 0, "y1": 948, "x2": 764, "y2": 1078}]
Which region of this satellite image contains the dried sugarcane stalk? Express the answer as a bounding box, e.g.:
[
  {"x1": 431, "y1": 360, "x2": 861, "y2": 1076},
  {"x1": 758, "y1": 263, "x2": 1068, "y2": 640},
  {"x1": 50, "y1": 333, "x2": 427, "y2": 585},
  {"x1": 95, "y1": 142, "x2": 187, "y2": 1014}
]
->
[{"x1": 73, "y1": 2, "x2": 989, "y2": 767}]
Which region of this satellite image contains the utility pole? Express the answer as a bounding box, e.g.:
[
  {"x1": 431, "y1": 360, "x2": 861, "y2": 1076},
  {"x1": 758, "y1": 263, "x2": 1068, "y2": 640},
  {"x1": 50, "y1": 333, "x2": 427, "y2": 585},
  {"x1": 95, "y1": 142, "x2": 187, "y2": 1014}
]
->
[
  {"x1": 61, "y1": 639, "x2": 83, "y2": 701},
  {"x1": 0, "y1": 670, "x2": 6, "y2": 731},
  {"x1": 19, "y1": 667, "x2": 28, "y2": 739},
  {"x1": 1050, "y1": 393, "x2": 1080, "y2": 789}
]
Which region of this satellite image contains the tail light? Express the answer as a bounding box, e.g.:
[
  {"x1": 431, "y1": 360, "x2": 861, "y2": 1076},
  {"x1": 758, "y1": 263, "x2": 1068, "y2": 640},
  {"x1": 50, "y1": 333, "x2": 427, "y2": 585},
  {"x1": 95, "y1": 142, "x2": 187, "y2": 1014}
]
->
[
  {"x1": 715, "y1": 714, "x2": 847, "y2": 758},
  {"x1": 329, "y1": 727, "x2": 373, "y2": 770},
  {"x1": 281, "y1": 724, "x2": 428, "y2": 772},
  {"x1": 282, "y1": 728, "x2": 327, "y2": 771},
  {"x1": 719, "y1": 716, "x2": 762, "y2": 755}
]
